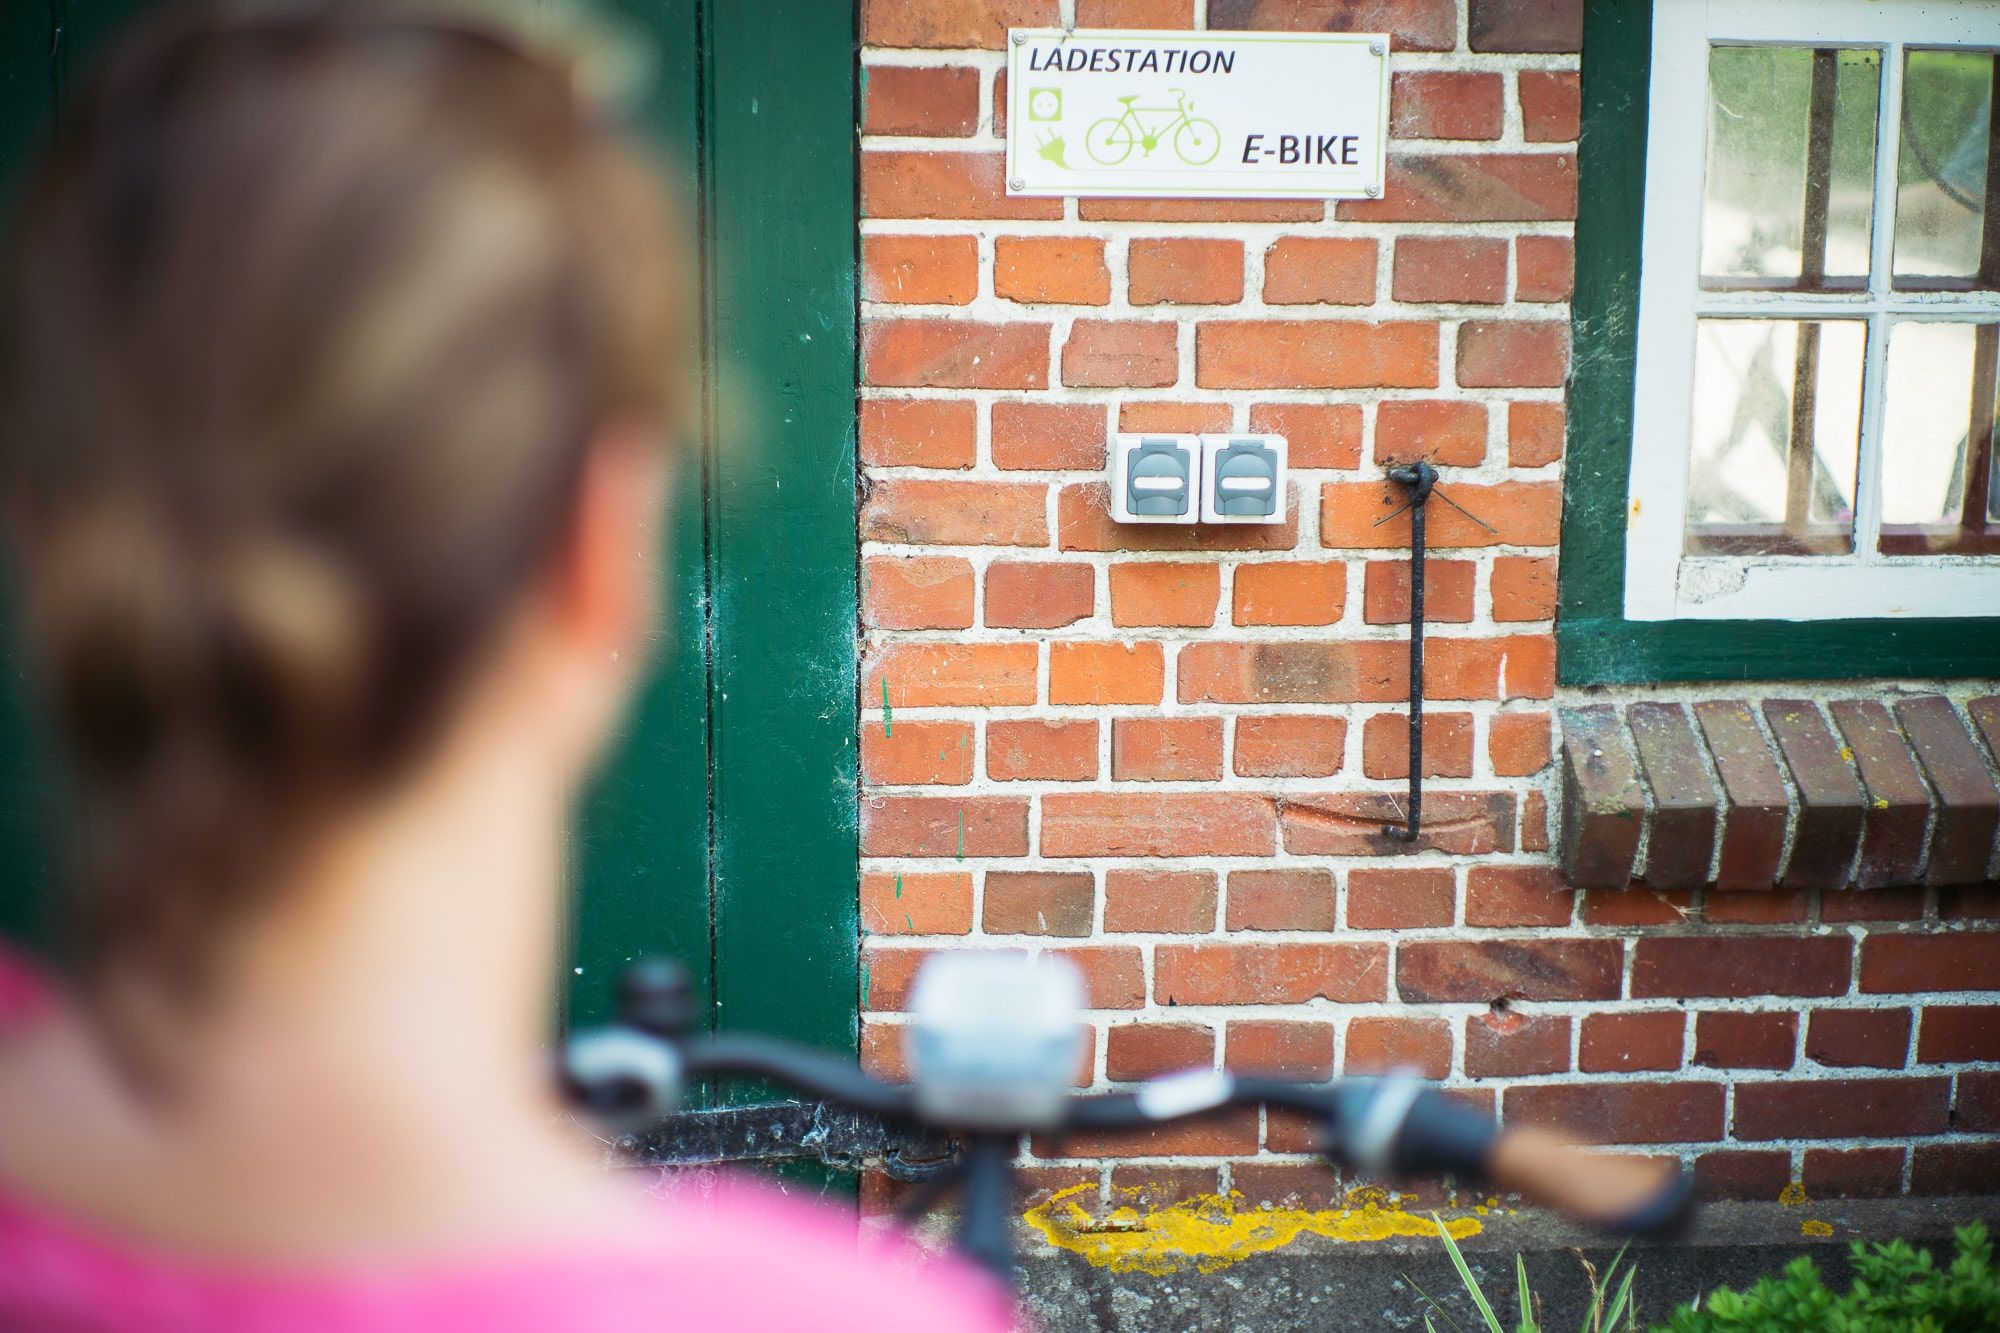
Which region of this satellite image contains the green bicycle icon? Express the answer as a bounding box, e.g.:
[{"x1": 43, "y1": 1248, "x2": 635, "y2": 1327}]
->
[{"x1": 1084, "y1": 88, "x2": 1221, "y2": 167}]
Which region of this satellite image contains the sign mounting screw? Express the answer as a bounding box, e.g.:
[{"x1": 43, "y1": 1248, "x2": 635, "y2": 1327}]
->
[
  {"x1": 1366, "y1": 183, "x2": 1381, "y2": 197},
  {"x1": 1013, "y1": 32, "x2": 1026, "y2": 44},
  {"x1": 1370, "y1": 40, "x2": 1385, "y2": 55},
  {"x1": 1009, "y1": 176, "x2": 1024, "y2": 189}
]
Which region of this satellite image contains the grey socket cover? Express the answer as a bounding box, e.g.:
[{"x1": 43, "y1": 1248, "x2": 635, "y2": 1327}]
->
[
  {"x1": 1126, "y1": 438, "x2": 1192, "y2": 517},
  {"x1": 1210, "y1": 439, "x2": 1279, "y2": 517}
]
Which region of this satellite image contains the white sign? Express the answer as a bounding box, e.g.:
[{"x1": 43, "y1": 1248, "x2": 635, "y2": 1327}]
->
[{"x1": 1005, "y1": 29, "x2": 1388, "y2": 199}]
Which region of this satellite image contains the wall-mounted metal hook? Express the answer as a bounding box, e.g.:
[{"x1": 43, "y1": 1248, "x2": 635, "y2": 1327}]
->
[{"x1": 1383, "y1": 460, "x2": 1437, "y2": 843}]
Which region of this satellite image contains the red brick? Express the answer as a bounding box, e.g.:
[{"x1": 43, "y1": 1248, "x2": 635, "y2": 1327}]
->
[
  {"x1": 863, "y1": 555, "x2": 975, "y2": 630},
  {"x1": 1053, "y1": 945, "x2": 1149, "y2": 1010},
  {"x1": 1374, "y1": 398, "x2": 1487, "y2": 466},
  {"x1": 1107, "y1": 1023, "x2": 1213, "y2": 1081},
  {"x1": 991, "y1": 400, "x2": 1107, "y2": 471},
  {"x1": 1803, "y1": 1147, "x2": 1906, "y2": 1199},
  {"x1": 1157, "y1": 942, "x2": 1388, "y2": 1005},
  {"x1": 1704, "y1": 891, "x2": 1810, "y2": 926},
  {"x1": 1522, "y1": 790, "x2": 1550, "y2": 852},
  {"x1": 1518, "y1": 71, "x2": 1581, "y2": 143},
  {"x1": 862, "y1": 0, "x2": 1058, "y2": 49},
  {"x1": 1490, "y1": 711, "x2": 1553, "y2": 776},
  {"x1": 1860, "y1": 933, "x2": 2000, "y2": 993},
  {"x1": 1464, "y1": 1011, "x2": 1570, "y2": 1078},
  {"x1": 1057, "y1": 480, "x2": 1301, "y2": 554},
  {"x1": 859, "y1": 1023, "x2": 909, "y2": 1086},
  {"x1": 1363, "y1": 559, "x2": 1476, "y2": 624},
  {"x1": 860, "y1": 796, "x2": 1030, "y2": 857},
  {"x1": 1391, "y1": 71, "x2": 1504, "y2": 141},
  {"x1": 863, "y1": 318, "x2": 1049, "y2": 388},
  {"x1": 1178, "y1": 640, "x2": 1403, "y2": 705},
  {"x1": 1250, "y1": 402, "x2": 1362, "y2": 467},
  {"x1": 1225, "y1": 868, "x2": 1336, "y2": 931},
  {"x1": 1324, "y1": 479, "x2": 1561, "y2": 549},
  {"x1": 1821, "y1": 889, "x2": 1927, "y2": 923},
  {"x1": 1042, "y1": 792, "x2": 1276, "y2": 857},
  {"x1": 1580, "y1": 1012, "x2": 1684, "y2": 1073},
  {"x1": 862, "y1": 65, "x2": 980, "y2": 137},
  {"x1": 865, "y1": 641, "x2": 1038, "y2": 707},
  {"x1": 862, "y1": 718, "x2": 974, "y2": 786},
  {"x1": 1225, "y1": 1020, "x2": 1336, "y2": 1079},
  {"x1": 1504, "y1": 1082, "x2": 1726, "y2": 1145},
  {"x1": 1960, "y1": 1070, "x2": 2000, "y2": 1132},
  {"x1": 1336, "y1": 153, "x2": 1577, "y2": 223},
  {"x1": 1916, "y1": 1004, "x2": 2000, "y2": 1062},
  {"x1": 1080, "y1": 197, "x2": 1322, "y2": 223},
  {"x1": 1112, "y1": 716, "x2": 1225, "y2": 782},
  {"x1": 1398, "y1": 939, "x2": 1620, "y2": 1003},
  {"x1": 1282, "y1": 790, "x2": 1519, "y2": 856},
  {"x1": 986, "y1": 718, "x2": 1098, "y2": 782},
  {"x1": 1109, "y1": 562, "x2": 1221, "y2": 628},
  {"x1": 1078, "y1": 0, "x2": 1195, "y2": 25},
  {"x1": 1208, "y1": 0, "x2": 1457, "y2": 52},
  {"x1": 1807, "y1": 1008, "x2": 1910, "y2": 1068},
  {"x1": 1464, "y1": 864, "x2": 1571, "y2": 927},
  {"x1": 1469, "y1": 0, "x2": 1580, "y2": 53},
  {"x1": 1581, "y1": 888, "x2": 1694, "y2": 927},
  {"x1": 861, "y1": 944, "x2": 932, "y2": 1010},
  {"x1": 1233, "y1": 715, "x2": 1346, "y2": 778},
  {"x1": 1456, "y1": 320, "x2": 1569, "y2": 388},
  {"x1": 1129, "y1": 237, "x2": 1245, "y2": 305},
  {"x1": 995, "y1": 236, "x2": 1112, "y2": 305},
  {"x1": 862, "y1": 233, "x2": 979, "y2": 304},
  {"x1": 1103, "y1": 869, "x2": 1216, "y2": 934},
  {"x1": 984, "y1": 561, "x2": 1093, "y2": 629},
  {"x1": 1346, "y1": 1016, "x2": 1451, "y2": 1078},
  {"x1": 1694, "y1": 1150, "x2": 1792, "y2": 1201},
  {"x1": 1062, "y1": 320, "x2": 1178, "y2": 388},
  {"x1": 1048, "y1": 640, "x2": 1165, "y2": 705},
  {"x1": 990, "y1": 69, "x2": 1007, "y2": 137},
  {"x1": 984, "y1": 870, "x2": 1094, "y2": 936},
  {"x1": 861, "y1": 150, "x2": 1062, "y2": 219},
  {"x1": 1911, "y1": 1142, "x2": 2000, "y2": 1195},
  {"x1": 1037, "y1": 1110, "x2": 1258, "y2": 1158},
  {"x1": 861, "y1": 871, "x2": 973, "y2": 936},
  {"x1": 1262, "y1": 236, "x2": 1378, "y2": 306},
  {"x1": 1233, "y1": 562, "x2": 1346, "y2": 626},
  {"x1": 1118, "y1": 400, "x2": 1233, "y2": 434},
  {"x1": 860, "y1": 397, "x2": 977, "y2": 468},
  {"x1": 1346, "y1": 866, "x2": 1455, "y2": 929},
  {"x1": 1507, "y1": 401, "x2": 1565, "y2": 467},
  {"x1": 862, "y1": 477, "x2": 1048, "y2": 546},
  {"x1": 1733, "y1": 1077, "x2": 1951, "y2": 1141},
  {"x1": 1393, "y1": 237, "x2": 1508, "y2": 305},
  {"x1": 1631, "y1": 936, "x2": 1853, "y2": 999},
  {"x1": 1694, "y1": 1011, "x2": 1796, "y2": 1070},
  {"x1": 1491, "y1": 555, "x2": 1557, "y2": 621},
  {"x1": 1198, "y1": 320, "x2": 1437, "y2": 389},
  {"x1": 1363, "y1": 710, "x2": 1473, "y2": 779},
  {"x1": 1515, "y1": 235, "x2": 1575, "y2": 302}
]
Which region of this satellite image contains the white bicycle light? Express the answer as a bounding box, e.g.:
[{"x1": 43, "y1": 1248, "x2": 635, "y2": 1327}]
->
[{"x1": 905, "y1": 951, "x2": 1086, "y2": 1131}]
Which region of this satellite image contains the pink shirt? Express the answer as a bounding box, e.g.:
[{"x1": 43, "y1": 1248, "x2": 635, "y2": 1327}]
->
[{"x1": 0, "y1": 952, "x2": 1020, "y2": 1332}]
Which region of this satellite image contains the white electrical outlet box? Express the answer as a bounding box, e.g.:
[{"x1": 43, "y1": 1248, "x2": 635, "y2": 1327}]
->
[
  {"x1": 1199, "y1": 434, "x2": 1287, "y2": 525},
  {"x1": 1111, "y1": 434, "x2": 1199, "y2": 525}
]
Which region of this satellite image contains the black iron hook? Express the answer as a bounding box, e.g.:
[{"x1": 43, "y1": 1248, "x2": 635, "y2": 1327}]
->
[{"x1": 1382, "y1": 461, "x2": 1438, "y2": 843}]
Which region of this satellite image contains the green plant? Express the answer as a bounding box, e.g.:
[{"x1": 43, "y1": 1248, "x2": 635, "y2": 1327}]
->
[
  {"x1": 1655, "y1": 1222, "x2": 2000, "y2": 1332},
  {"x1": 1406, "y1": 1216, "x2": 1638, "y2": 1333}
]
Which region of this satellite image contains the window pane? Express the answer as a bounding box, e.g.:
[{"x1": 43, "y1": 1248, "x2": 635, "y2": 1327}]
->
[
  {"x1": 1702, "y1": 46, "x2": 1879, "y2": 289},
  {"x1": 1893, "y1": 50, "x2": 1998, "y2": 290},
  {"x1": 1879, "y1": 320, "x2": 2000, "y2": 554},
  {"x1": 1686, "y1": 319, "x2": 1865, "y2": 554}
]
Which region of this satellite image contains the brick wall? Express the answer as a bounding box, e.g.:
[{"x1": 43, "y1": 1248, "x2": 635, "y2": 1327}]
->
[{"x1": 855, "y1": 0, "x2": 2000, "y2": 1211}]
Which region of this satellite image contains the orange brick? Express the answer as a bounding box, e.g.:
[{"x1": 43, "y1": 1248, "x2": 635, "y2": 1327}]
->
[
  {"x1": 860, "y1": 797, "x2": 1030, "y2": 859},
  {"x1": 1391, "y1": 71, "x2": 1503, "y2": 140},
  {"x1": 1225, "y1": 868, "x2": 1336, "y2": 931},
  {"x1": 861, "y1": 871, "x2": 974, "y2": 936},
  {"x1": 1362, "y1": 558, "x2": 1476, "y2": 623},
  {"x1": 1197, "y1": 320, "x2": 1437, "y2": 389},
  {"x1": 863, "y1": 318, "x2": 1049, "y2": 388},
  {"x1": 1118, "y1": 400, "x2": 1232, "y2": 433},
  {"x1": 1056, "y1": 481, "x2": 1300, "y2": 554},
  {"x1": 1233, "y1": 715, "x2": 1345, "y2": 778},
  {"x1": 1054, "y1": 944, "x2": 1146, "y2": 1010},
  {"x1": 1250, "y1": 402, "x2": 1362, "y2": 468},
  {"x1": 1077, "y1": 0, "x2": 1194, "y2": 25},
  {"x1": 861, "y1": 0, "x2": 1058, "y2": 49},
  {"x1": 1155, "y1": 942, "x2": 1388, "y2": 1005},
  {"x1": 860, "y1": 398, "x2": 976, "y2": 468},
  {"x1": 1491, "y1": 554, "x2": 1557, "y2": 621},
  {"x1": 1081, "y1": 197, "x2": 1322, "y2": 223},
  {"x1": 1516, "y1": 235, "x2": 1574, "y2": 302},
  {"x1": 1110, "y1": 562, "x2": 1221, "y2": 627},
  {"x1": 986, "y1": 718, "x2": 1098, "y2": 781},
  {"x1": 1508, "y1": 401, "x2": 1566, "y2": 467},
  {"x1": 991, "y1": 400, "x2": 1107, "y2": 470},
  {"x1": 1208, "y1": 0, "x2": 1455, "y2": 49},
  {"x1": 1392, "y1": 236, "x2": 1507, "y2": 304},
  {"x1": 861, "y1": 234, "x2": 978, "y2": 304},
  {"x1": 1178, "y1": 639, "x2": 1408, "y2": 705},
  {"x1": 1363, "y1": 710, "x2": 1473, "y2": 778},
  {"x1": 861, "y1": 149, "x2": 1062, "y2": 219},
  {"x1": 862, "y1": 554, "x2": 975, "y2": 629},
  {"x1": 984, "y1": 870, "x2": 1094, "y2": 936},
  {"x1": 1225, "y1": 1020, "x2": 1335, "y2": 1078},
  {"x1": 990, "y1": 69, "x2": 1007, "y2": 137},
  {"x1": 1324, "y1": 479, "x2": 1560, "y2": 549},
  {"x1": 1103, "y1": 869, "x2": 1217, "y2": 933},
  {"x1": 1232, "y1": 562, "x2": 1346, "y2": 626},
  {"x1": 862, "y1": 718, "x2": 974, "y2": 786},
  {"x1": 1375, "y1": 399, "x2": 1487, "y2": 466},
  {"x1": 861, "y1": 65, "x2": 980, "y2": 137},
  {"x1": 1346, "y1": 1016, "x2": 1451, "y2": 1078},
  {"x1": 862, "y1": 478, "x2": 1048, "y2": 546},
  {"x1": 1346, "y1": 866, "x2": 1455, "y2": 929},
  {"x1": 1107, "y1": 1023, "x2": 1213, "y2": 1082},
  {"x1": 1049, "y1": 640, "x2": 1166, "y2": 705},
  {"x1": 1042, "y1": 792, "x2": 1276, "y2": 857},
  {"x1": 1262, "y1": 237, "x2": 1377, "y2": 306},
  {"x1": 995, "y1": 236, "x2": 1112, "y2": 305},
  {"x1": 1112, "y1": 716, "x2": 1224, "y2": 781},
  {"x1": 864, "y1": 641, "x2": 1038, "y2": 707},
  {"x1": 1456, "y1": 320, "x2": 1569, "y2": 388},
  {"x1": 1580, "y1": 1012, "x2": 1684, "y2": 1074},
  {"x1": 985, "y1": 561, "x2": 1093, "y2": 629},
  {"x1": 1063, "y1": 319, "x2": 1180, "y2": 388},
  {"x1": 1519, "y1": 71, "x2": 1581, "y2": 142},
  {"x1": 1335, "y1": 153, "x2": 1576, "y2": 223},
  {"x1": 1129, "y1": 237, "x2": 1245, "y2": 305},
  {"x1": 1426, "y1": 633, "x2": 1556, "y2": 701},
  {"x1": 1464, "y1": 864, "x2": 1572, "y2": 927},
  {"x1": 1489, "y1": 711, "x2": 1553, "y2": 776}
]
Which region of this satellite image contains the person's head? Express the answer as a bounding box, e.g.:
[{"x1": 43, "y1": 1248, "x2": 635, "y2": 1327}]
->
[{"x1": 0, "y1": 2, "x2": 685, "y2": 996}]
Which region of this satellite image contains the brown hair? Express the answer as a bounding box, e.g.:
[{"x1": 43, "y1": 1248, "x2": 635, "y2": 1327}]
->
[{"x1": 0, "y1": 2, "x2": 684, "y2": 989}]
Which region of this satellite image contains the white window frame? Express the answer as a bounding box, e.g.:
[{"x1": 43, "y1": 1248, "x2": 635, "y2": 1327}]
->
[{"x1": 1626, "y1": 0, "x2": 2000, "y2": 621}]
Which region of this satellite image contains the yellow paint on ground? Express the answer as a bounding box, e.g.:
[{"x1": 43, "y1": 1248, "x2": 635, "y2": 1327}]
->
[
  {"x1": 1022, "y1": 1183, "x2": 1484, "y2": 1276},
  {"x1": 1801, "y1": 1219, "x2": 1834, "y2": 1237}
]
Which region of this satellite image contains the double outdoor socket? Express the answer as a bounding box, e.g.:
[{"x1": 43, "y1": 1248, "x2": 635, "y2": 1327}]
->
[{"x1": 1111, "y1": 433, "x2": 1286, "y2": 526}]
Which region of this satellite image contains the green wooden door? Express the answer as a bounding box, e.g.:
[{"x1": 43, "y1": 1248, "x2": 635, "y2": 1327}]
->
[{"x1": 0, "y1": 2, "x2": 859, "y2": 1057}]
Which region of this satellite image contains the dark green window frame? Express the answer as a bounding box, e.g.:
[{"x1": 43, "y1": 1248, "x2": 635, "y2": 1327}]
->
[{"x1": 1559, "y1": 0, "x2": 2000, "y2": 685}]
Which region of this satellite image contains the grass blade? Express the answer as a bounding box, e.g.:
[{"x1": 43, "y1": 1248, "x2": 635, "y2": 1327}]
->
[
  {"x1": 1403, "y1": 1271, "x2": 1469, "y2": 1333},
  {"x1": 1516, "y1": 1254, "x2": 1537, "y2": 1333},
  {"x1": 1433, "y1": 1213, "x2": 1506, "y2": 1333},
  {"x1": 1603, "y1": 1265, "x2": 1638, "y2": 1331}
]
